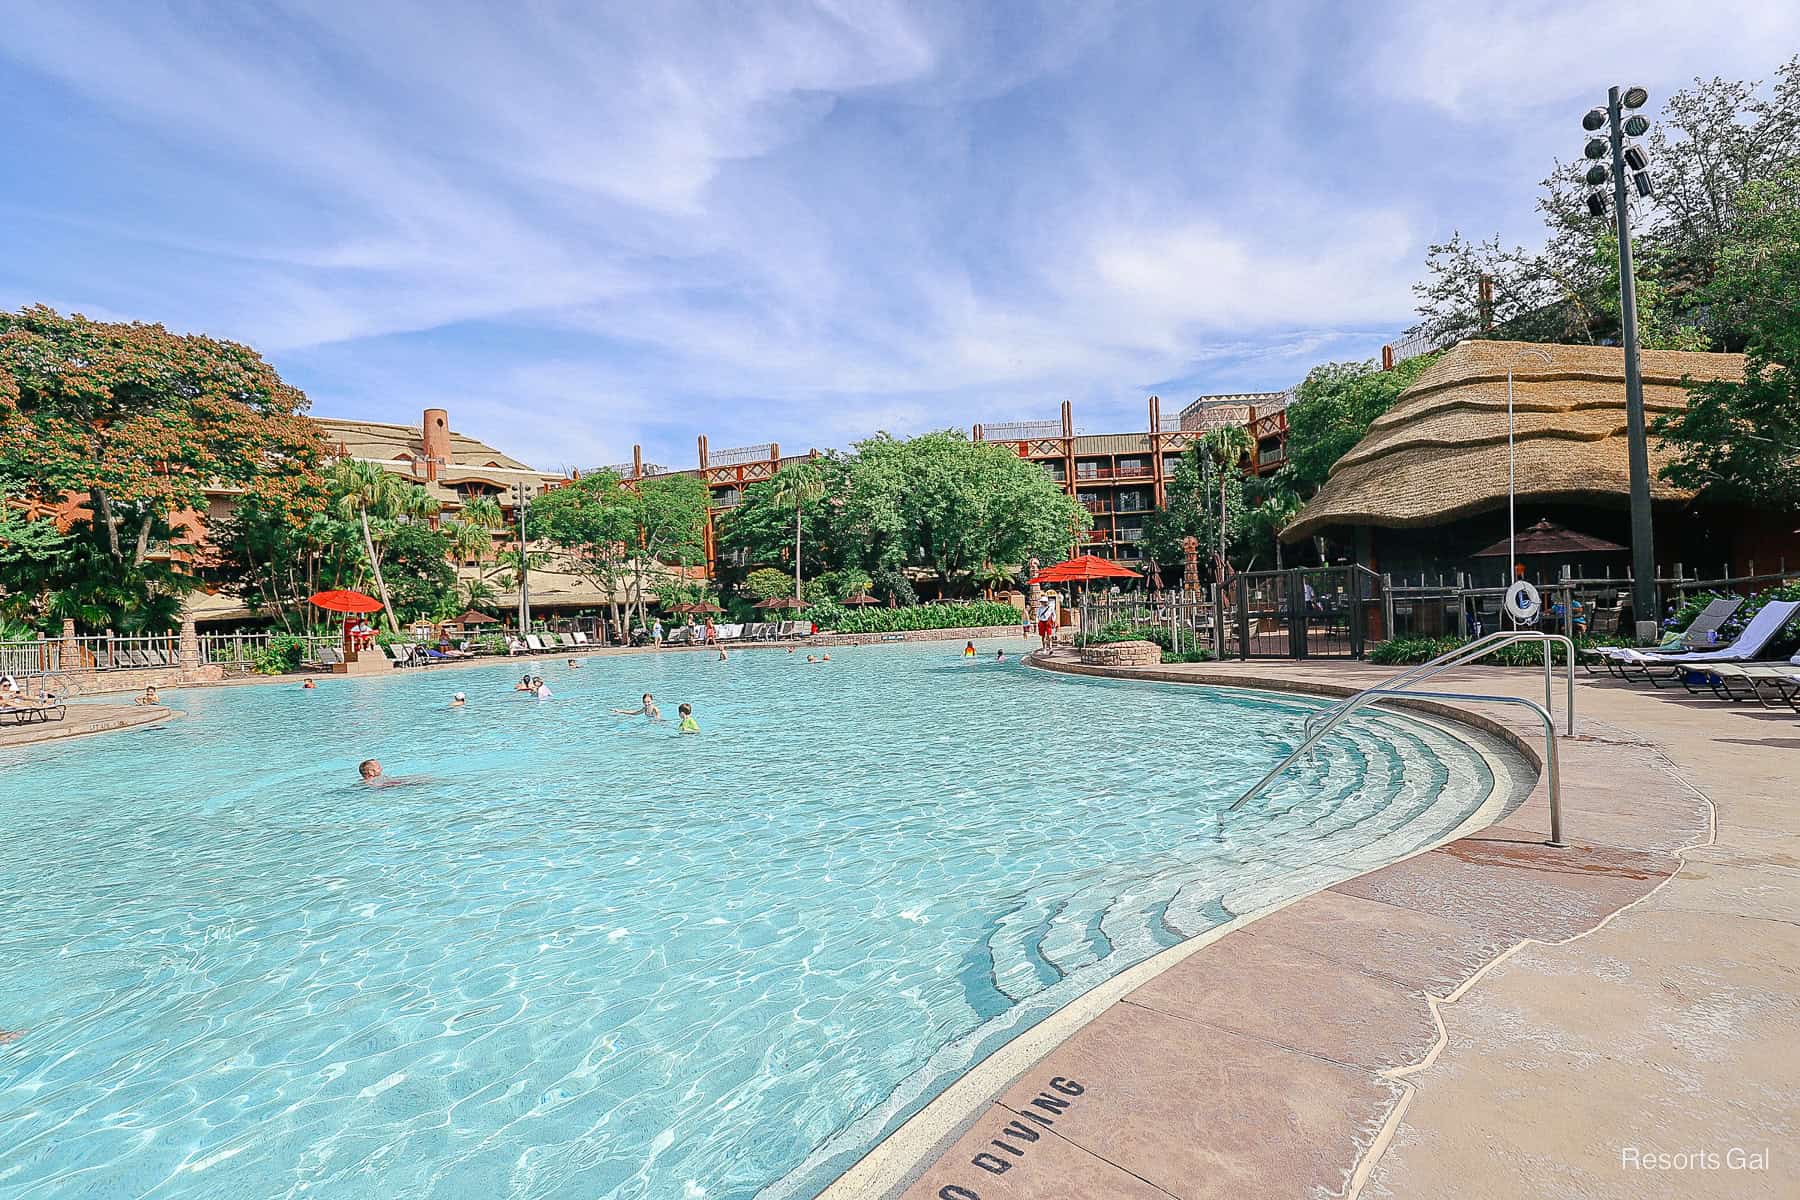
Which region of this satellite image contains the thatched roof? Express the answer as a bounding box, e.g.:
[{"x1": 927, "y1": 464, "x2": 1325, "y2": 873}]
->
[{"x1": 1282, "y1": 340, "x2": 1745, "y2": 541}]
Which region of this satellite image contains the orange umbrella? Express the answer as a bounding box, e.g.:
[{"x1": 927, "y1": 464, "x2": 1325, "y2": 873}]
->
[
  {"x1": 309, "y1": 589, "x2": 383, "y2": 613},
  {"x1": 1027, "y1": 554, "x2": 1140, "y2": 584}
]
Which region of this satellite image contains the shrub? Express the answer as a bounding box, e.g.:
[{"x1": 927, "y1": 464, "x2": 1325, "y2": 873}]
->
[
  {"x1": 742, "y1": 567, "x2": 793, "y2": 603},
  {"x1": 251, "y1": 633, "x2": 308, "y2": 674},
  {"x1": 1368, "y1": 633, "x2": 1606, "y2": 666},
  {"x1": 868, "y1": 566, "x2": 917, "y2": 607},
  {"x1": 480, "y1": 633, "x2": 508, "y2": 655},
  {"x1": 819, "y1": 600, "x2": 1017, "y2": 634}
]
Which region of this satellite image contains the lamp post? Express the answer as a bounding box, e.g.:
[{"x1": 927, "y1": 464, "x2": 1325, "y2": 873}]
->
[
  {"x1": 1582, "y1": 86, "x2": 1658, "y2": 640},
  {"x1": 514, "y1": 481, "x2": 531, "y2": 634}
]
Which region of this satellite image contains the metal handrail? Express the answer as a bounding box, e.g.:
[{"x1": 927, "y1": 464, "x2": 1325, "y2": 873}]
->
[
  {"x1": 1232, "y1": 630, "x2": 1578, "y2": 847},
  {"x1": 1302, "y1": 630, "x2": 1576, "y2": 739}
]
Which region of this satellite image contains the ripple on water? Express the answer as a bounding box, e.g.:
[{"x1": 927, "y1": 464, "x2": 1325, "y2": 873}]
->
[{"x1": 0, "y1": 643, "x2": 1516, "y2": 1199}]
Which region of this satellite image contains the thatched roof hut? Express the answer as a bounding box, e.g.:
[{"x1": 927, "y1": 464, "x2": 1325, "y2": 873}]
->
[{"x1": 1284, "y1": 340, "x2": 1745, "y2": 543}]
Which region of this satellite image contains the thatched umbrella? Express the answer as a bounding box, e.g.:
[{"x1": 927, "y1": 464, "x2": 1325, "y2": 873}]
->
[{"x1": 842, "y1": 593, "x2": 881, "y2": 606}]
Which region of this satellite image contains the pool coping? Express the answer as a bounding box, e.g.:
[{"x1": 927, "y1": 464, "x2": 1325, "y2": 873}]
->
[
  {"x1": 0, "y1": 703, "x2": 173, "y2": 748},
  {"x1": 813, "y1": 655, "x2": 1569, "y2": 1200}
]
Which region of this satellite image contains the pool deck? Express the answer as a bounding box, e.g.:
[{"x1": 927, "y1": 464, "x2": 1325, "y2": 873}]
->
[
  {"x1": 0, "y1": 702, "x2": 171, "y2": 748},
  {"x1": 861, "y1": 655, "x2": 1798, "y2": 1200}
]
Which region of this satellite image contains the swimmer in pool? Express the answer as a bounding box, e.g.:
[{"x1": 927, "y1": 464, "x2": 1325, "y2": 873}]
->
[
  {"x1": 514, "y1": 675, "x2": 534, "y2": 692},
  {"x1": 612, "y1": 693, "x2": 662, "y2": 720},
  {"x1": 450, "y1": 692, "x2": 466, "y2": 708},
  {"x1": 963, "y1": 641, "x2": 976, "y2": 658},
  {"x1": 302, "y1": 678, "x2": 317, "y2": 689},
  {"x1": 677, "y1": 703, "x2": 699, "y2": 734}
]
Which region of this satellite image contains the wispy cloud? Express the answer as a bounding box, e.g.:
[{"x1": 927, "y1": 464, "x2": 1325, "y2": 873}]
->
[{"x1": 1, "y1": 1, "x2": 1792, "y2": 469}]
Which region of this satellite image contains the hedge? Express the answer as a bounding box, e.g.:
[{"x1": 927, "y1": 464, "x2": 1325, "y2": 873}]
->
[{"x1": 819, "y1": 601, "x2": 1020, "y2": 634}]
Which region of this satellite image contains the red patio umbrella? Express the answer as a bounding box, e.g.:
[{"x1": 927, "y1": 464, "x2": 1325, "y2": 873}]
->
[
  {"x1": 842, "y1": 593, "x2": 881, "y2": 606},
  {"x1": 685, "y1": 601, "x2": 725, "y2": 614},
  {"x1": 1027, "y1": 554, "x2": 1140, "y2": 584},
  {"x1": 754, "y1": 596, "x2": 808, "y2": 610},
  {"x1": 309, "y1": 589, "x2": 383, "y2": 613}
]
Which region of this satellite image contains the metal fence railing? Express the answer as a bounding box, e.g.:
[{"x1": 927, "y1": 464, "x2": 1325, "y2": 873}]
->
[
  {"x1": 707, "y1": 443, "x2": 774, "y2": 467},
  {"x1": 0, "y1": 632, "x2": 342, "y2": 679}
]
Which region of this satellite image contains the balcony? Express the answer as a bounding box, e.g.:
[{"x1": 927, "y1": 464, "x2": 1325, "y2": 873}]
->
[
  {"x1": 1116, "y1": 527, "x2": 1146, "y2": 543},
  {"x1": 1073, "y1": 465, "x2": 1153, "y2": 481},
  {"x1": 1080, "y1": 498, "x2": 1111, "y2": 514}
]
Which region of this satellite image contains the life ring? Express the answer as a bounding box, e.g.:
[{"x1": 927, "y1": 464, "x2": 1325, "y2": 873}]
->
[{"x1": 1504, "y1": 580, "x2": 1541, "y2": 624}]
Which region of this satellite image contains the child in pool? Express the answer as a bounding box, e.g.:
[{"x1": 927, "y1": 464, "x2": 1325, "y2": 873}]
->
[{"x1": 677, "y1": 703, "x2": 699, "y2": 734}]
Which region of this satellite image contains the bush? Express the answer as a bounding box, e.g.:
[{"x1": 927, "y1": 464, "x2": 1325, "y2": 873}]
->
[
  {"x1": 742, "y1": 567, "x2": 793, "y2": 604},
  {"x1": 479, "y1": 633, "x2": 508, "y2": 655},
  {"x1": 868, "y1": 566, "x2": 917, "y2": 607},
  {"x1": 251, "y1": 633, "x2": 308, "y2": 674},
  {"x1": 818, "y1": 601, "x2": 1018, "y2": 634},
  {"x1": 1368, "y1": 633, "x2": 1606, "y2": 666}
]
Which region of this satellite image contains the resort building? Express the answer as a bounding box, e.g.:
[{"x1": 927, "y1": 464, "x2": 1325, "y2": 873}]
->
[
  {"x1": 1283, "y1": 339, "x2": 1794, "y2": 585},
  {"x1": 621, "y1": 394, "x2": 1293, "y2": 571}
]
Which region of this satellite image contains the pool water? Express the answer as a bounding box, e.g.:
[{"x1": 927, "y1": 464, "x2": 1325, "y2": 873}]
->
[{"x1": 1, "y1": 642, "x2": 1521, "y2": 1199}]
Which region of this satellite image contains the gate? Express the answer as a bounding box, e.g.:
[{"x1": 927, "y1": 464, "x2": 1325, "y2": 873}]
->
[{"x1": 1218, "y1": 566, "x2": 1386, "y2": 659}]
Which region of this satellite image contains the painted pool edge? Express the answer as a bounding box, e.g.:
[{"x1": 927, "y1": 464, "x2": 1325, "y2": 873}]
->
[{"x1": 812, "y1": 657, "x2": 1534, "y2": 1200}]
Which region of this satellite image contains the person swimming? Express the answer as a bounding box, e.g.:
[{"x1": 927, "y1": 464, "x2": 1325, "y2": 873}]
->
[
  {"x1": 717, "y1": 647, "x2": 728, "y2": 661},
  {"x1": 995, "y1": 649, "x2": 1006, "y2": 661},
  {"x1": 532, "y1": 677, "x2": 552, "y2": 699},
  {"x1": 450, "y1": 692, "x2": 466, "y2": 708},
  {"x1": 677, "y1": 703, "x2": 699, "y2": 734},
  {"x1": 963, "y1": 641, "x2": 976, "y2": 658},
  {"x1": 302, "y1": 678, "x2": 317, "y2": 689},
  {"x1": 566, "y1": 658, "x2": 580, "y2": 669},
  {"x1": 612, "y1": 692, "x2": 661, "y2": 720},
  {"x1": 358, "y1": 759, "x2": 423, "y2": 788},
  {"x1": 514, "y1": 675, "x2": 534, "y2": 692},
  {"x1": 135, "y1": 685, "x2": 159, "y2": 706}
]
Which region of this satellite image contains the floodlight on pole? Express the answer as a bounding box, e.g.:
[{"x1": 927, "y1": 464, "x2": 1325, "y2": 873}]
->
[
  {"x1": 1584, "y1": 83, "x2": 1659, "y2": 640},
  {"x1": 1585, "y1": 163, "x2": 1610, "y2": 186},
  {"x1": 1584, "y1": 137, "x2": 1610, "y2": 159},
  {"x1": 1582, "y1": 108, "x2": 1608, "y2": 131}
]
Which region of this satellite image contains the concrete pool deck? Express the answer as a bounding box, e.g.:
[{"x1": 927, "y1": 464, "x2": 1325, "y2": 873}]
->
[
  {"x1": 867, "y1": 656, "x2": 1798, "y2": 1200},
  {"x1": 0, "y1": 702, "x2": 171, "y2": 748}
]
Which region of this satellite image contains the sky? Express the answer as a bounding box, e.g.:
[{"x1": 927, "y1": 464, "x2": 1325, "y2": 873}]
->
[{"x1": 2, "y1": 1, "x2": 1796, "y2": 474}]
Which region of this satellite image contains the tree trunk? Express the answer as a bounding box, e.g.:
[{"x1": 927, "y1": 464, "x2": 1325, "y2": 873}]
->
[
  {"x1": 91, "y1": 488, "x2": 123, "y2": 560},
  {"x1": 359, "y1": 507, "x2": 399, "y2": 633},
  {"x1": 132, "y1": 514, "x2": 153, "y2": 567},
  {"x1": 794, "y1": 505, "x2": 803, "y2": 601}
]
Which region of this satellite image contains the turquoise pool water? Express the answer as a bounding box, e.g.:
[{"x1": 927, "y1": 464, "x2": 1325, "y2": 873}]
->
[{"x1": 1, "y1": 642, "x2": 1514, "y2": 1199}]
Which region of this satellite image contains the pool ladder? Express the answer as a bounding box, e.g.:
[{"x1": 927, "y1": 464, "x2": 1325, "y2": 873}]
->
[{"x1": 1229, "y1": 631, "x2": 1576, "y2": 847}]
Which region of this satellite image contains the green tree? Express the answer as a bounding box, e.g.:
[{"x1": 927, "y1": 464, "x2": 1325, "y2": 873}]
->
[
  {"x1": 1201, "y1": 426, "x2": 1255, "y2": 581},
  {"x1": 768, "y1": 461, "x2": 827, "y2": 601},
  {"x1": 332, "y1": 461, "x2": 404, "y2": 632},
  {"x1": 835, "y1": 431, "x2": 1088, "y2": 589},
  {"x1": 1282, "y1": 352, "x2": 1441, "y2": 495},
  {"x1": 630, "y1": 474, "x2": 710, "y2": 627},
  {"x1": 524, "y1": 471, "x2": 638, "y2": 633},
  {"x1": 1654, "y1": 167, "x2": 1800, "y2": 511},
  {"x1": 0, "y1": 304, "x2": 324, "y2": 629},
  {"x1": 1142, "y1": 446, "x2": 1250, "y2": 584}
]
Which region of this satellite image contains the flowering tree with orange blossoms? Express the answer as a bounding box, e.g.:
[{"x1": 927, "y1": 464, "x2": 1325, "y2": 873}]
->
[{"x1": 0, "y1": 305, "x2": 326, "y2": 629}]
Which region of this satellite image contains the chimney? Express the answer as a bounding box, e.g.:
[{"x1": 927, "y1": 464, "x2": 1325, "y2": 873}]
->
[
  {"x1": 770, "y1": 442, "x2": 780, "y2": 464},
  {"x1": 1060, "y1": 401, "x2": 1073, "y2": 438},
  {"x1": 632, "y1": 445, "x2": 643, "y2": 479},
  {"x1": 1148, "y1": 395, "x2": 1161, "y2": 434},
  {"x1": 422, "y1": 408, "x2": 450, "y2": 480},
  {"x1": 972, "y1": 423, "x2": 983, "y2": 441},
  {"x1": 697, "y1": 435, "x2": 709, "y2": 470}
]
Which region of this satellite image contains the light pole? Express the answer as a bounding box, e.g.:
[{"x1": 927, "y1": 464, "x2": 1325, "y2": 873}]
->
[
  {"x1": 514, "y1": 481, "x2": 531, "y2": 634},
  {"x1": 1582, "y1": 86, "x2": 1658, "y2": 640},
  {"x1": 1506, "y1": 347, "x2": 1554, "y2": 619}
]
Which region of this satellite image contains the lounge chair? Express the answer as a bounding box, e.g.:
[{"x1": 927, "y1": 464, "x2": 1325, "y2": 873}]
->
[
  {"x1": 0, "y1": 698, "x2": 66, "y2": 724},
  {"x1": 525, "y1": 634, "x2": 549, "y2": 653},
  {"x1": 1607, "y1": 599, "x2": 1800, "y2": 686},
  {"x1": 506, "y1": 637, "x2": 529, "y2": 656},
  {"x1": 1686, "y1": 653, "x2": 1800, "y2": 709},
  {"x1": 1583, "y1": 595, "x2": 1745, "y2": 672},
  {"x1": 571, "y1": 631, "x2": 590, "y2": 646}
]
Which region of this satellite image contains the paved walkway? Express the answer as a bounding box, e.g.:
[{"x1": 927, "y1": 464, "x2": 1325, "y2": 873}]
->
[
  {"x1": 0, "y1": 702, "x2": 171, "y2": 748},
  {"x1": 867, "y1": 657, "x2": 1797, "y2": 1200}
]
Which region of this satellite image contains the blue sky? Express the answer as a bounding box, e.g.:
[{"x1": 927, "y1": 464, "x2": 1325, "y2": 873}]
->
[{"x1": 2, "y1": 2, "x2": 1795, "y2": 472}]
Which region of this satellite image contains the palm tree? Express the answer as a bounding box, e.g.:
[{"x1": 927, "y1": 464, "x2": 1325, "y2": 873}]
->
[
  {"x1": 1201, "y1": 426, "x2": 1255, "y2": 583},
  {"x1": 1253, "y1": 489, "x2": 1304, "y2": 571},
  {"x1": 971, "y1": 561, "x2": 1021, "y2": 600},
  {"x1": 332, "y1": 460, "x2": 402, "y2": 632},
  {"x1": 768, "y1": 463, "x2": 826, "y2": 602}
]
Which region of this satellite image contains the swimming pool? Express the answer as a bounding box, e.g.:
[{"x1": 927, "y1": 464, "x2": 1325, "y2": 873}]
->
[{"x1": 1, "y1": 642, "x2": 1525, "y2": 1199}]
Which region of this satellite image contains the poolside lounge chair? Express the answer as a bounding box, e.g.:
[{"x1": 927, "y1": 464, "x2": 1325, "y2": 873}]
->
[
  {"x1": 1607, "y1": 599, "x2": 1800, "y2": 686},
  {"x1": 1583, "y1": 596, "x2": 1745, "y2": 672},
  {"x1": 571, "y1": 631, "x2": 590, "y2": 646},
  {"x1": 506, "y1": 637, "x2": 529, "y2": 656},
  {"x1": 1686, "y1": 653, "x2": 1800, "y2": 709},
  {"x1": 525, "y1": 634, "x2": 549, "y2": 653},
  {"x1": 0, "y1": 698, "x2": 66, "y2": 725}
]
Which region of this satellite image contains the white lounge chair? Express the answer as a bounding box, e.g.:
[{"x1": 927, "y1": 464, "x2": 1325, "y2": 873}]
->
[
  {"x1": 571, "y1": 631, "x2": 590, "y2": 645},
  {"x1": 1610, "y1": 599, "x2": 1800, "y2": 685}
]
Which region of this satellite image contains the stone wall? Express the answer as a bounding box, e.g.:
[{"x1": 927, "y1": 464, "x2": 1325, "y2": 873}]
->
[
  {"x1": 45, "y1": 663, "x2": 226, "y2": 699},
  {"x1": 1077, "y1": 639, "x2": 1162, "y2": 667}
]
